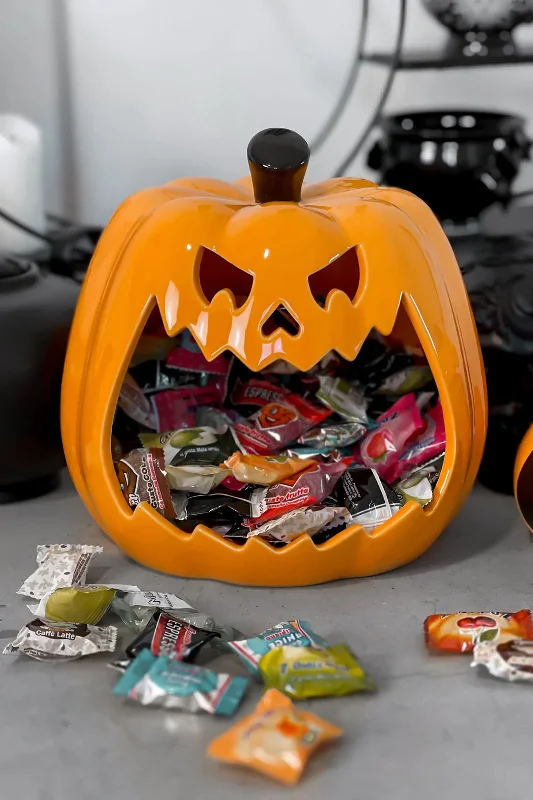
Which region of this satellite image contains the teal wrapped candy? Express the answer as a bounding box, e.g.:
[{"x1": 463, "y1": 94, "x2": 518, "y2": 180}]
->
[
  {"x1": 113, "y1": 651, "x2": 248, "y2": 715},
  {"x1": 227, "y1": 620, "x2": 329, "y2": 676}
]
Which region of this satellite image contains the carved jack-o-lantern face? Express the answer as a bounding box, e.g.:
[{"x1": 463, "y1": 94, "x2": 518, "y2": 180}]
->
[{"x1": 62, "y1": 128, "x2": 487, "y2": 587}]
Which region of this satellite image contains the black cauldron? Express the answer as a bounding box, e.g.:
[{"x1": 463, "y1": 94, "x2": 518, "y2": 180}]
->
[{"x1": 367, "y1": 109, "x2": 531, "y2": 223}]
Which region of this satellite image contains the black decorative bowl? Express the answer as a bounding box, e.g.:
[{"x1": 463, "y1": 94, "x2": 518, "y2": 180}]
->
[{"x1": 367, "y1": 109, "x2": 531, "y2": 223}]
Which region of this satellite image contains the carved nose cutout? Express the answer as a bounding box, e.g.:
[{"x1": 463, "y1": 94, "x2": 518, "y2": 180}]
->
[
  {"x1": 198, "y1": 247, "x2": 253, "y2": 308},
  {"x1": 261, "y1": 305, "x2": 300, "y2": 336},
  {"x1": 308, "y1": 246, "x2": 360, "y2": 308}
]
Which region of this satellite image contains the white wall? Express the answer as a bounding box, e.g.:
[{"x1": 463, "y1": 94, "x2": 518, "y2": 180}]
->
[
  {"x1": 0, "y1": 0, "x2": 70, "y2": 213},
  {"x1": 1, "y1": 0, "x2": 533, "y2": 223}
]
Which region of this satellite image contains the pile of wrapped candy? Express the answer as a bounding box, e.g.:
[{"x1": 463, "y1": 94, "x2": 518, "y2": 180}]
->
[
  {"x1": 5, "y1": 543, "x2": 375, "y2": 786},
  {"x1": 114, "y1": 330, "x2": 446, "y2": 545}
]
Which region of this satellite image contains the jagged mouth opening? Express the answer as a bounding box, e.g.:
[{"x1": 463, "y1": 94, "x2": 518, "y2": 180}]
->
[{"x1": 111, "y1": 301, "x2": 446, "y2": 549}]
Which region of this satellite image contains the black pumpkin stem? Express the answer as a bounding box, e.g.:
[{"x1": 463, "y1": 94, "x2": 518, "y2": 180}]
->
[{"x1": 247, "y1": 128, "x2": 310, "y2": 204}]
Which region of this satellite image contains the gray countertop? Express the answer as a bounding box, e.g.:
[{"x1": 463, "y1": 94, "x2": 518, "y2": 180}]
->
[{"x1": 1, "y1": 477, "x2": 532, "y2": 800}]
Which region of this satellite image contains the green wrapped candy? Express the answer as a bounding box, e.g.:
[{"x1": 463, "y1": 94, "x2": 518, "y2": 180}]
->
[
  {"x1": 259, "y1": 644, "x2": 375, "y2": 699},
  {"x1": 32, "y1": 585, "x2": 116, "y2": 625}
]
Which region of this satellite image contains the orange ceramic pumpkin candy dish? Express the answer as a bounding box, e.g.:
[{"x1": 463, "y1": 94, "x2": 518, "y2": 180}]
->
[{"x1": 61, "y1": 128, "x2": 487, "y2": 586}]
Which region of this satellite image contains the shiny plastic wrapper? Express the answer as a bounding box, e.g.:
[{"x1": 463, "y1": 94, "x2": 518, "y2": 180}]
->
[
  {"x1": 207, "y1": 688, "x2": 343, "y2": 786},
  {"x1": 125, "y1": 610, "x2": 219, "y2": 661},
  {"x1": 247, "y1": 505, "x2": 350, "y2": 543},
  {"x1": 118, "y1": 372, "x2": 157, "y2": 429},
  {"x1": 228, "y1": 620, "x2": 329, "y2": 676},
  {"x1": 17, "y1": 544, "x2": 103, "y2": 600},
  {"x1": 165, "y1": 464, "x2": 230, "y2": 494},
  {"x1": 298, "y1": 421, "x2": 366, "y2": 449},
  {"x1": 139, "y1": 426, "x2": 236, "y2": 468},
  {"x1": 229, "y1": 377, "x2": 291, "y2": 415},
  {"x1": 249, "y1": 460, "x2": 348, "y2": 524},
  {"x1": 149, "y1": 380, "x2": 225, "y2": 432},
  {"x1": 115, "y1": 448, "x2": 175, "y2": 520},
  {"x1": 224, "y1": 452, "x2": 314, "y2": 486},
  {"x1": 375, "y1": 365, "x2": 432, "y2": 395},
  {"x1": 328, "y1": 467, "x2": 404, "y2": 532},
  {"x1": 259, "y1": 643, "x2": 376, "y2": 698},
  {"x1": 29, "y1": 585, "x2": 116, "y2": 625},
  {"x1": 385, "y1": 400, "x2": 445, "y2": 483},
  {"x1": 472, "y1": 638, "x2": 533, "y2": 682},
  {"x1": 232, "y1": 394, "x2": 330, "y2": 456},
  {"x1": 113, "y1": 650, "x2": 248, "y2": 715},
  {"x1": 166, "y1": 331, "x2": 231, "y2": 376},
  {"x1": 112, "y1": 590, "x2": 243, "y2": 644},
  {"x1": 358, "y1": 393, "x2": 424, "y2": 478},
  {"x1": 424, "y1": 610, "x2": 533, "y2": 653},
  {"x1": 3, "y1": 619, "x2": 117, "y2": 661},
  {"x1": 316, "y1": 375, "x2": 369, "y2": 424}
]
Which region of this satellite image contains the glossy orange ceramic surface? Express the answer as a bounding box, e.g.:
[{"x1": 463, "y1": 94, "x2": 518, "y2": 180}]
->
[
  {"x1": 61, "y1": 129, "x2": 487, "y2": 586},
  {"x1": 514, "y1": 424, "x2": 533, "y2": 534}
]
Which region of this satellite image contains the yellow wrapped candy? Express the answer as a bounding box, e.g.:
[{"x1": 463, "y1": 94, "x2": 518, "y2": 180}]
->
[{"x1": 259, "y1": 644, "x2": 375, "y2": 699}]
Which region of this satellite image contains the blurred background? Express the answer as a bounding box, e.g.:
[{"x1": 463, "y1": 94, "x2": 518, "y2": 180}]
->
[
  {"x1": 2, "y1": 0, "x2": 533, "y2": 222},
  {"x1": 1, "y1": 0, "x2": 533, "y2": 501}
]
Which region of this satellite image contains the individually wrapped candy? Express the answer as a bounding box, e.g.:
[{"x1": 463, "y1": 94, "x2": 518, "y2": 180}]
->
[
  {"x1": 129, "y1": 359, "x2": 185, "y2": 395},
  {"x1": 173, "y1": 488, "x2": 253, "y2": 533},
  {"x1": 165, "y1": 464, "x2": 230, "y2": 494},
  {"x1": 112, "y1": 589, "x2": 197, "y2": 631},
  {"x1": 17, "y1": 543, "x2": 103, "y2": 600},
  {"x1": 113, "y1": 650, "x2": 249, "y2": 715},
  {"x1": 27, "y1": 585, "x2": 116, "y2": 625},
  {"x1": 229, "y1": 377, "x2": 291, "y2": 416},
  {"x1": 375, "y1": 364, "x2": 432, "y2": 395},
  {"x1": 284, "y1": 446, "x2": 352, "y2": 460},
  {"x1": 298, "y1": 421, "x2": 367, "y2": 449},
  {"x1": 149, "y1": 380, "x2": 225, "y2": 431},
  {"x1": 349, "y1": 339, "x2": 414, "y2": 394},
  {"x1": 424, "y1": 610, "x2": 533, "y2": 653},
  {"x1": 259, "y1": 643, "x2": 376, "y2": 699},
  {"x1": 472, "y1": 638, "x2": 533, "y2": 682},
  {"x1": 311, "y1": 507, "x2": 353, "y2": 545},
  {"x1": 358, "y1": 393, "x2": 424, "y2": 478},
  {"x1": 224, "y1": 452, "x2": 314, "y2": 486},
  {"x1": 115, "y1": 447, "x2": 175, "y2": 519},
  {"x1": 228, "y1": 620, "x2": 329, "y2": 675},
  {"x1": 194, "y1": 406, "x2": 242, "y2": 430},
  {"x1": 118, "y1": 373, "x2": 157, "y2": 429},
  {"x1": 316, "y1": 375, "x2": 368, "y2": 424},
  {"x1": 232, "y1": 394, "x2": 330, "y2": 456},
  {"x1": 166, "y1": 331, "x2": 231, "y2": 376},
  {"x1": 3, "y1": 619, "x2": 117, "y2": 661},
  {"x1": 207, "y1": 688, "x2": 343, "y2": 786},
  {"x1": 125, "y1": 611, "x2": 220, "y2": 661},
  {"x1": 327, "y1": 467, "x2": 405, "y2": 532},
  {"x1": 111, "y1": 590, "x2": 244, "y2": 644},
  {"x1": 385, "y1": 401, "x2": 445, "y2": 483},
  {"x1": 139, "y1": 426, "x2": 236, "y2": 468},
  {"x1": 396, "y1": 453, "x2": 444, "y2": 507},
  {"x1": 246, "y1": 506, "x2": 349, "y2": 543},
  {"x1": 395, "y1": 474, "x2": 433, "y2": 506},
  {"x1": 249, "y1": 460, "x2": 348, "y2": 524}
]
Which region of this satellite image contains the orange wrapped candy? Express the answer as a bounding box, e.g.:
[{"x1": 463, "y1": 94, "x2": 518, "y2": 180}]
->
[
  {"x1": 424, "y1": 610, "x2": 533, "y2": 653},
  {"x1": 207, "y1": 688, "x2": 342, "y2": 786},
  {"x1": 224, "y1": 452, "x2": 314, "y2": 486}
]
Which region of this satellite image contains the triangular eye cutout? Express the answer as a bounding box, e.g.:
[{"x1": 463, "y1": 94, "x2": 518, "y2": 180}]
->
[
  {"x1": 198, "y1": 247, "x2": 253, "y2": 308},
  {"x1": 308, "y1": 246, "x2": 360, "y2": 308}
]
